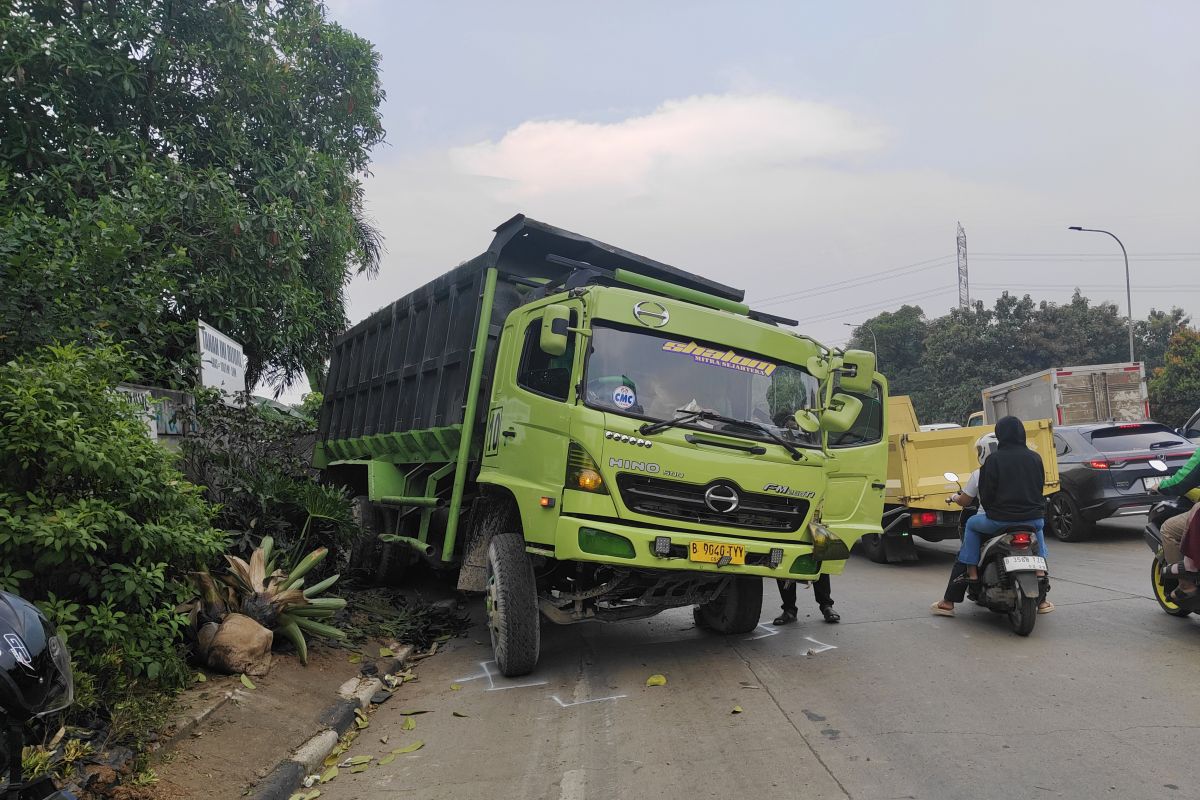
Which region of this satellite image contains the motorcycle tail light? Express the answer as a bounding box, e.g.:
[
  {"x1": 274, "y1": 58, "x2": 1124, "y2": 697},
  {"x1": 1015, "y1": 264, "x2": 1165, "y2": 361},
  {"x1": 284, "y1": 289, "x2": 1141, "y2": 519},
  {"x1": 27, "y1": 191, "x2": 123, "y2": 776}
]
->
[{"x1": 1011, "y1": 532, "x2": 1033, "y2": 547}]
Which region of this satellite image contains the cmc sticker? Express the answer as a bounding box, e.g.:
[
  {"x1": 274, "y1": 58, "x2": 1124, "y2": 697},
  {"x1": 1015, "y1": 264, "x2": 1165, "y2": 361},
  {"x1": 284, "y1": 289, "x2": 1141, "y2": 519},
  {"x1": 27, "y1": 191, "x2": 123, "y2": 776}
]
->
[
  {"x1": 612, "y1": 385, "x2": 637, "y2": 410},
  {"x1": 661, "y1": 341, "x2": 778, "y2": 377}
]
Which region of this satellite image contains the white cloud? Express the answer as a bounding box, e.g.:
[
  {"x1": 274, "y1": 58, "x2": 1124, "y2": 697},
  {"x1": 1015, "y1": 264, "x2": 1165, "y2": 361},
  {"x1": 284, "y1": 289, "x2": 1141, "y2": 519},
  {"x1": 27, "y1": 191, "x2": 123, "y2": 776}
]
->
[{"x1": 448, "y1": 94, "x2": 886, "y2": 198}]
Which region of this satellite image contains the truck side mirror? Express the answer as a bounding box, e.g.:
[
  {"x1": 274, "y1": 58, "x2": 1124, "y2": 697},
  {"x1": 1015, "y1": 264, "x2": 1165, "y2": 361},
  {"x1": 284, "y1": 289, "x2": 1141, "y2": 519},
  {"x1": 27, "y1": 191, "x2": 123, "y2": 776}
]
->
[
  {"x1": 793, "y1": 410, "x2": 821, "y2": 433},
  {"x1": 820, "y1": 392, "x2": 863, "y2": 433},
  {"x1": 539, "y1": 305, "x2": 571, "y2": 356},
  {"x1": 838, "y1": 349, "x2": 876, "y2": 394}
]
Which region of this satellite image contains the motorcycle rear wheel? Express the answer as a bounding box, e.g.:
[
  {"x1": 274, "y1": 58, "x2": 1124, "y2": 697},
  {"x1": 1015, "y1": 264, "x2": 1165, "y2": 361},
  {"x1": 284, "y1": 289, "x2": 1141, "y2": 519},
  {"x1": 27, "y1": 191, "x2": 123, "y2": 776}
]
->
[
  {"x1": 1008, "y1": 592, "x2": 1038, "y2": 636},
  {"x1": 1151, "y1": 556, "x2": 1193, "y2": 617}
]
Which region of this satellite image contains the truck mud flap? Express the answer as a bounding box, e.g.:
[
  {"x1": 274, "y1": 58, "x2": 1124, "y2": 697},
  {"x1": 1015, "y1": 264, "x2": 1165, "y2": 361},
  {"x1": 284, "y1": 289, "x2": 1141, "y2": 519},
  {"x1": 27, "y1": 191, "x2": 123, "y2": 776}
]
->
[{"x1": 882, "y1": 533, "x2": 919, "y2": 563}]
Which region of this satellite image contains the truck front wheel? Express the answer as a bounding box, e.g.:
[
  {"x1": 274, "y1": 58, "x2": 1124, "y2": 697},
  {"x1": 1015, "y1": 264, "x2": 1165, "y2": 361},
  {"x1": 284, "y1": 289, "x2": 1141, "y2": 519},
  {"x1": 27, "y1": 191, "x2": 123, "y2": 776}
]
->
[
  {"x1": 694, "y1": 577, "x2": 763, "y2": 634},
  {"x1": 486, "y1": 533, "x2": 541, "y2": 676}
]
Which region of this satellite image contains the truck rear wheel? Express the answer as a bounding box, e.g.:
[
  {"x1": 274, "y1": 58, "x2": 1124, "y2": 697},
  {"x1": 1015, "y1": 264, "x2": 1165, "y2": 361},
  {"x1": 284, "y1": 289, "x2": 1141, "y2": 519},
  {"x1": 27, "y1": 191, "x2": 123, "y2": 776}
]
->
[
  {"x1": 694, "y1": 577, "x2": 763, "y2": 634},
  {"x1": 486, "y1": 533, "x2": 541, "y2": 676},
  {"x1": 858, "y1": 533, "x2": 889, "y2": 564}
]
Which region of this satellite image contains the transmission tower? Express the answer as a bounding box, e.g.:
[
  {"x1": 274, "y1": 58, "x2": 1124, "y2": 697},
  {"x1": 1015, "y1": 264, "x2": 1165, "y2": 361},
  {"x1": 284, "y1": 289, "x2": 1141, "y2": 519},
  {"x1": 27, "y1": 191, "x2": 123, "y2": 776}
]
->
[{"x1": 956, "y1": 222, "x2": 970, "y2": 308}]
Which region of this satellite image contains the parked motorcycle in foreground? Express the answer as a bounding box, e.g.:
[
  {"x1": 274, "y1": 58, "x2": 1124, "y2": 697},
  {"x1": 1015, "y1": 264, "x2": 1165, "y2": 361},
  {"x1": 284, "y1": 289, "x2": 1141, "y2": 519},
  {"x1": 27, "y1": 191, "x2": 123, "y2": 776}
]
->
[
  {"x1": 945, "y1": 471, "x2": 1050, "y2": 636},
  {"x1": 1144, "y1": 459, "x2": 1198, "y2": 618},
  {"x1": 1, "y1": 591, "x2": 77, "y2": 800}
]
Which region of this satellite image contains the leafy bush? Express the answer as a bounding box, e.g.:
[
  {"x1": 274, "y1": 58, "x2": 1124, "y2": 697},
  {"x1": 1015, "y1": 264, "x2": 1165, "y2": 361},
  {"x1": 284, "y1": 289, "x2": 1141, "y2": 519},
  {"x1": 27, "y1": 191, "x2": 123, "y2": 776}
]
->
[
  {"x1": 0, "y1": 343, "x2": 226, "y2": 732},
  {"x1": 1149, "y1": 327, "x2": 1200, "y2": 428},
  {"x1": 179, "y1": 396, "x2": 353, "y2": 566}
]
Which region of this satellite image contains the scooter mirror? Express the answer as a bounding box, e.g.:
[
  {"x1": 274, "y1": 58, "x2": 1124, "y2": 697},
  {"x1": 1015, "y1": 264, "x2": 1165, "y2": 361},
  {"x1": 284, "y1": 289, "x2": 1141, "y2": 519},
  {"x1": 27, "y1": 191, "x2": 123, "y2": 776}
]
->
[
  {"x1": 943, "y1": 471, "x2": 960, "y2": 483},
  {"x1": 1148, "y1": 458, "x2": 1169, "y2": 472}
]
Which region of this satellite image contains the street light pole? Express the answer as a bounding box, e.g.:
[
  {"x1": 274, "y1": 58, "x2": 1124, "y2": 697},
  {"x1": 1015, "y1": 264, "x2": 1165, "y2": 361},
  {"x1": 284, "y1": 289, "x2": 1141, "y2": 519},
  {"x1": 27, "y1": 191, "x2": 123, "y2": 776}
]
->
[
  {"x1": 844, "y1": 322, "x2": 878, "y2": 368},
  {"x1": 1067, "y1": 226, "x2": 1135, "y2": 363}
]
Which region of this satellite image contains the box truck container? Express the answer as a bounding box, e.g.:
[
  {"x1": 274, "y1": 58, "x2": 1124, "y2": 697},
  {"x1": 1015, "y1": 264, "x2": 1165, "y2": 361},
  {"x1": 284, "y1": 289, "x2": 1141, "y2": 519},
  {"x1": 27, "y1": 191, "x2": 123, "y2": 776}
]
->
[{"x1": 976, "y1": 363, "x2": 1148, "y2": 427}]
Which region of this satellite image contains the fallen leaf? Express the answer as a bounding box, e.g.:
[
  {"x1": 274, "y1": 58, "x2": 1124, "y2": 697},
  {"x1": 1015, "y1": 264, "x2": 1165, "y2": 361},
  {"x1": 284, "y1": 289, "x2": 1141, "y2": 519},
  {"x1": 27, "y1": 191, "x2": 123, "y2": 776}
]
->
[
  {"x1": 349, "y1": 765, "x2": 368, "y2": 774},
  {"x1": 379, "y1": 646, "x2": 394, "y2": 657},
  {"x1": 731, "y1": 706, "x2": 743, "y2": 714},
  {"x1": 390, "y1": 740, "x2": 424, "y2": 754},
  {"x1": 240, "y1": 674, "x2": 256, "y2": 690},
  {"x1": 450, "y1": 683, "x2": 461, "y2": 691},
  {"x1": 194, "y1": 673, "x2": 207, "y2": 683},
  {"x1": 306, "y1": 792, "x2": 321, "y2": 800},
  {"x1": 347, "y1": 755, "x2": 372, "y2": 766},
  {"x1": 645, "y1": 674, "x2": 667, "y2": 687},
  {"x1": 320, "y1": 766, "x2": 338, "y2": 783},
  {"x1": 355, "y1": 718, "x2": 369, "y2": 730},
  {"x1": 401, "y1": 716, "x2": 416, "y2": 731},
  {"x1": 452, "y1": 711, "x2": 469, "y2": 718},
  {"x1": 348, "y1": 653, "x2": 363, "y2": 664},
  {"x1": 398, "y1": 709, "x2": 432, "y2": 715},
  {"x1": 379, "y1": 753, "x2": 396, "y2": 766},
  {"x1": 354, "y1": 708, "x2": 367, "y2": 721}
]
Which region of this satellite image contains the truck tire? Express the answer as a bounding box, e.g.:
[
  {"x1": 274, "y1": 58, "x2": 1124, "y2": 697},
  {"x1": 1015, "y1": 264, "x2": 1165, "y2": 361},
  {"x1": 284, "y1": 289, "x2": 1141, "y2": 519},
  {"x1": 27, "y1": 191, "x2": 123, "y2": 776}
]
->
[
  {"x1": 694, "y1": 577, "x2": 763, "y2": 634},
  {"x1": 1047, "y1": 492, "x2": 1091, "y2": 542},
  {"x1": 486, "y1": 533, "x2": 540, "y2": 676},
  {"x1": 858, "y1": 533, "x2": 889, "y2": 564},
  {"x1": 348, "y1": 496, "x2": 408, "y2": 585}
]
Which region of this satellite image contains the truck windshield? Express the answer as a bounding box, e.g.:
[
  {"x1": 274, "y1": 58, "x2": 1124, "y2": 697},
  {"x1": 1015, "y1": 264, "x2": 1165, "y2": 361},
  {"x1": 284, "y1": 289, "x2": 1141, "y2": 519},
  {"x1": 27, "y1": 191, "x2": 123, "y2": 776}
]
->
[{"x1": 584, "y1": 323, "x2": 820, "y2": 446}]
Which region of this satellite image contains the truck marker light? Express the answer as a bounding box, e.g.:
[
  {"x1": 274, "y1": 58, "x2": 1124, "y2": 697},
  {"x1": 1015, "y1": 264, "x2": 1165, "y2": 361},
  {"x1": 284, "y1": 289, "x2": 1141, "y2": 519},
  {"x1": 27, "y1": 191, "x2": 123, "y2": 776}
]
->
[
  {"x1": 577, "y1": 470, "x2": 603, "y2": 491},
  {"x1": 540, "y1": 496, "x2": 555, "y2": 508},
  {"x1": 653, "y1": 536, "x2": 672, "y2": 556}
]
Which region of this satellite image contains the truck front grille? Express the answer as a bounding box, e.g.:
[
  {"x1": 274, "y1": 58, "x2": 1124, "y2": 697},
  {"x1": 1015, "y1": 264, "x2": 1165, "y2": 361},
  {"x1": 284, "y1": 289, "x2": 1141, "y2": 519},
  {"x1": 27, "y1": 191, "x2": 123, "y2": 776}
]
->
[{"x1": 615, "y1": 475, "x2": 808, "y2": 533}]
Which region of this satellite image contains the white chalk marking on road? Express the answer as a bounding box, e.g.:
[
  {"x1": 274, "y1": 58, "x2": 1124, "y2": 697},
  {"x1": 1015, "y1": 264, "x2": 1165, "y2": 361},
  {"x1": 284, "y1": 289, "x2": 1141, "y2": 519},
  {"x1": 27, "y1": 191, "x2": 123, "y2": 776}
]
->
[
  {"x1": 747, "y1": 623, "x2": 781, "y2": 640},
  {"x1": 803, "y1": 636, "x2": 837, "y2": 654},
  {"x1": 455, "y1": 660, "x2": 548, "y2": 692},
  {"x1": 559, "y1": 769, "x2": 587, "y2": 800},
  {"x1": 550, "y1": 693, "x2": 627, "y2": 708}
]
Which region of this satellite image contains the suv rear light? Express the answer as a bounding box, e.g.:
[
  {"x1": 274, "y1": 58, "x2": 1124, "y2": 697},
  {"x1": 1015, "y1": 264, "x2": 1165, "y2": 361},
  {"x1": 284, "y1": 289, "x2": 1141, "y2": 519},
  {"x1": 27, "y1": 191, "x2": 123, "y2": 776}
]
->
[
  {"x1": 911, "y1": 511, "x2": 940, "y2": 528},
  {"x1": 1087, "y1": 459, "x2": 1111, "y2": 470},
  {"x1": 1010, "y1": 532, "x2": 1033, "y2": 547}
]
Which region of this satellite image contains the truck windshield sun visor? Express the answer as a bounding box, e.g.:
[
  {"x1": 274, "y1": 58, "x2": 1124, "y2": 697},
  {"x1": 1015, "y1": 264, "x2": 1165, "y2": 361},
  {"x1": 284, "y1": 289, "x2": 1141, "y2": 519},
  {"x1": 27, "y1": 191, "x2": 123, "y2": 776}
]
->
[{"x1": 584, "y1": 324, "x2": 819, "y2": 451}]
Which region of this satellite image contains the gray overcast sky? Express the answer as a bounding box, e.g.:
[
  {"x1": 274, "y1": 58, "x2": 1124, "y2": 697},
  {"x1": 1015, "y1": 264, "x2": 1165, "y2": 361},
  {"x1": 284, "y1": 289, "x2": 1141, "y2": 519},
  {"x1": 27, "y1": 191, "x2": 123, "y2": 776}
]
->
[{"x1": 321, "y1": 0, "x2": 1197, "y2": 361}]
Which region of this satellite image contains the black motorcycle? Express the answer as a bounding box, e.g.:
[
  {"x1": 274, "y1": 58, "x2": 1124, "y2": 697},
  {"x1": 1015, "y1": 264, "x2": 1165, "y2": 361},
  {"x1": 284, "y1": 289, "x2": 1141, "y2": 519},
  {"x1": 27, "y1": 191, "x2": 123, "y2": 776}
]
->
[
  {"x1": 945, "y1": 472, "x2": 1049, "y2": 636},
  {"x1": 1143, "y1": 460, "x2": 1198, "y2": 618}
]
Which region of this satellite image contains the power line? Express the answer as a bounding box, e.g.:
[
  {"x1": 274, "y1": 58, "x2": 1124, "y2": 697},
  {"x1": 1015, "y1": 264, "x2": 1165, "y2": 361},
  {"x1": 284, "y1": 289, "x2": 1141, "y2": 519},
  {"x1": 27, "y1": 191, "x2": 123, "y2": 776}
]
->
[
  {"x1": 797, "y1": 286, "x2": 957, "y2": 325},
  {"x1": 974, "y1": 252, "x2": 1200, "y2": 257},
  {"x1": 973, "y1": 283, "x2": 1200, "y2": 292},
  {"x1": 751, "y1": 254, "x2": 955, "y2": 308}
]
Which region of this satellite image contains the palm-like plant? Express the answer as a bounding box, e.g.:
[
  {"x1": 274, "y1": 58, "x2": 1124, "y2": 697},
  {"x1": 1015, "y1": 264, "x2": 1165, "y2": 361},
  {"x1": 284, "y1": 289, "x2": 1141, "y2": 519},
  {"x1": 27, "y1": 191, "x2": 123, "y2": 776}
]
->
[{"x1": 193, "y1": 536, "x2": 346, "y2": 665}]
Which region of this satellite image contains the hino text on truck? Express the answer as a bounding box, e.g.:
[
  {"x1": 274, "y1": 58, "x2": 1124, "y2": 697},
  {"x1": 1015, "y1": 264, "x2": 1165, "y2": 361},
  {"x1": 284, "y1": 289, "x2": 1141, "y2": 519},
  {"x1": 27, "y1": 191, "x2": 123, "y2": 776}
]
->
[{"x1": 314, "y1": 216, "x2": 887, "y2": 675}]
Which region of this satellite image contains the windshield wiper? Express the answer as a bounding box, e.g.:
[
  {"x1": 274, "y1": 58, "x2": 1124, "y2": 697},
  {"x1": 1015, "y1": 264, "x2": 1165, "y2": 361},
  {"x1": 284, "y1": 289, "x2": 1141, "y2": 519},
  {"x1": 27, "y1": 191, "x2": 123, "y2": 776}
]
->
[
  {"x1": 640, "y1": 409, "x2": 804, "y2": 461},
  {"x1": 639, "y1": 409, "x2": 705, "y2": 436}
]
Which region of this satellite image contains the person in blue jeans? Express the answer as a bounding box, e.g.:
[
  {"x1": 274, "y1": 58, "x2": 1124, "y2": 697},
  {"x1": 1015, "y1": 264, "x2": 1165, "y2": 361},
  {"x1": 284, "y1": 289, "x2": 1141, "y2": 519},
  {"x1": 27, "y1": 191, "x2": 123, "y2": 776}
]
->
[{"x1": 932, "y1": 417, "x2": 1053, "y2": 616}]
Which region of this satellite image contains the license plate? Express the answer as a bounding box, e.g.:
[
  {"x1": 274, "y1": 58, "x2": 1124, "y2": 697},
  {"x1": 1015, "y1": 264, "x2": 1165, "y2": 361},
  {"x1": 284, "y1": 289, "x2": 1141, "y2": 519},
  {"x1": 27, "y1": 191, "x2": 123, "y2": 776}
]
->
[
  {"x1": 1144, "y1": 476, "x2": 1165, "y2": 490},
  {"x1": 688, "y1": 541, "x2": 746, "y2": 565},
  {"x1": 1003, "y1": 555, "x2": 1047, "y2": 572}
]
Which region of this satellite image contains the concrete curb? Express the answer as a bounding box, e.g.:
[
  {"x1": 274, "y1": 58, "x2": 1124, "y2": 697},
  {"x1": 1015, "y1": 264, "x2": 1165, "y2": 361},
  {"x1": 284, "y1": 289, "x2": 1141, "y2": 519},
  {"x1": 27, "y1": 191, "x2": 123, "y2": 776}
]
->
[
  {"x1": 157, "y1": 685, "x2": 244, "y2": 751},
  {"x1": 248, "y1": 644, "x2": 415, "y2": 800}
]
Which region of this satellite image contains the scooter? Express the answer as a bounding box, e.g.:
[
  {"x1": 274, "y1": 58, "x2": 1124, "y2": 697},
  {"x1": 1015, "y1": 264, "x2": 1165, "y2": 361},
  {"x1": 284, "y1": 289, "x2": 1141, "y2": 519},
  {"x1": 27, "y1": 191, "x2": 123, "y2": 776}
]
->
[
  {"x1": 945, "y1": 471, "x2": 1049, "y2": 636},
  {"x1": 1143, "y1": 459, "x2": 1198, "y2": 617}
]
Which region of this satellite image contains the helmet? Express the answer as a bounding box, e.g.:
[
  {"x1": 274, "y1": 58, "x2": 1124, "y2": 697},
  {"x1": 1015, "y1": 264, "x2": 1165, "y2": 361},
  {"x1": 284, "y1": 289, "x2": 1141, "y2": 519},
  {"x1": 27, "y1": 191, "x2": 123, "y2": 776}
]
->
[
  {"x1": 0, "y1": 591, "x2": 74, "y2": 722},
  {"x1": 975, "y1": 433, "x2": 999, "y2": 465}
]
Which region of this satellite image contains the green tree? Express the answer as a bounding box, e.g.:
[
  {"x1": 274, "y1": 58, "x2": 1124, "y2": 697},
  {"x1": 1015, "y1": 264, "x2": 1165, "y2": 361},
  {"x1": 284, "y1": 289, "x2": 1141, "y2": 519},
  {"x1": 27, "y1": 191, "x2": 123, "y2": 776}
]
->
[
  {"x1": 846, "y1": 305, "x2": 929, "y2": 399},
  {"x1": 0, "y1": 1, "x2": 385, "y2": 390},
  {"x1": 1149, "y1": 327, "x2": 1200, "y2": 428},
  {"x1": 1136, "y1": 307, "x2": 1190, "y2": 374}
]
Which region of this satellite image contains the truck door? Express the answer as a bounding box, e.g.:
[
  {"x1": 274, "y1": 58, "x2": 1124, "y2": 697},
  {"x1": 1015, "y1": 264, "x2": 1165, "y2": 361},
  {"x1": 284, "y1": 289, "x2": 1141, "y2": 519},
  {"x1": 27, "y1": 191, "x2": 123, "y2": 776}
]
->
[
  {"x1": 482, "y1": 303, "x2": 582, "y2": 542},
  {"x1": 821, "y1": 376, "x2": 889, "y2": 546}
]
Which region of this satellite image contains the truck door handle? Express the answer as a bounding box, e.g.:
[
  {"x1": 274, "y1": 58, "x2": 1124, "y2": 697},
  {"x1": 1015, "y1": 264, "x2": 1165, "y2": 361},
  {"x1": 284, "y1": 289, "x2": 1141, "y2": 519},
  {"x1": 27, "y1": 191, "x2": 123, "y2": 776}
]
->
[
  {"x1": 502, "y1": 428, "x2": 516, "y2": 438},
  {"x1": 872, "y1": 482, "x2": 886, "y2": 489}
]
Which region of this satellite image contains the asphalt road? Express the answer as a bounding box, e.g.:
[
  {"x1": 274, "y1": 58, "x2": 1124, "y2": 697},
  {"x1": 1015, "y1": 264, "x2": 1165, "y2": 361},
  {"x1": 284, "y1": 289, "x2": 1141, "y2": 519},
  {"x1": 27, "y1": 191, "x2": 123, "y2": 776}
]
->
[{"x1": 322, "y1": 517, "x2": 1199, "y2": 800}]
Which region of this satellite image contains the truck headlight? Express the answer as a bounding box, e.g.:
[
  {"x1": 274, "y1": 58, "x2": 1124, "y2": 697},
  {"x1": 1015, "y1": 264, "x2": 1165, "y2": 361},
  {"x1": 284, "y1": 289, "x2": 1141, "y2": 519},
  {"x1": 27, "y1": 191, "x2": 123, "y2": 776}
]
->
[{"x1": 567, "y1": 441, "x2": 608, "y2": 494}]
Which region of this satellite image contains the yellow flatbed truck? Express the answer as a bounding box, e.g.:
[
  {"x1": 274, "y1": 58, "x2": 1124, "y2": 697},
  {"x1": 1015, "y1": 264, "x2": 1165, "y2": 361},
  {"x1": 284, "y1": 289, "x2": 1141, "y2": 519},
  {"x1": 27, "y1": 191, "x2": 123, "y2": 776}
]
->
[{"x1": 858, "y1": 396, "x2": 1059, "y2": 563}]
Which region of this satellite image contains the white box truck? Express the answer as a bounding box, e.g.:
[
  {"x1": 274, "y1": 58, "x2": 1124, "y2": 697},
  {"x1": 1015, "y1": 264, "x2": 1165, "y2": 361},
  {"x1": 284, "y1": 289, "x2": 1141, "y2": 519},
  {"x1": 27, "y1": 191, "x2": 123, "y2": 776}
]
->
[{"x1": 968, "y1": 363, "x2": 1148, "y2": 427}]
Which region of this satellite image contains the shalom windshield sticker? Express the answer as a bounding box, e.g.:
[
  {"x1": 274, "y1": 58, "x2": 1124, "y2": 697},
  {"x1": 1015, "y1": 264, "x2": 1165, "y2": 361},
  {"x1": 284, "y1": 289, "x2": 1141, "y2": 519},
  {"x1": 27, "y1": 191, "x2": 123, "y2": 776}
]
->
[
  {"x1": 612, "y1": 385, "x2": 637, "y2": 409},
  {"x1": 661, "y1": 341, "x2": 778, "y2": 377}
]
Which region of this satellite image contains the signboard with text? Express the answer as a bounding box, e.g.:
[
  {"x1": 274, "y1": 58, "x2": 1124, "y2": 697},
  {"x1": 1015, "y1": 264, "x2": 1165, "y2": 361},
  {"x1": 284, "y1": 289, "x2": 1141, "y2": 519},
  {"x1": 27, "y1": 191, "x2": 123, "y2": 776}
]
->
[{"x1": 197, "y1": 320, "x2": 246, "y2": 403}]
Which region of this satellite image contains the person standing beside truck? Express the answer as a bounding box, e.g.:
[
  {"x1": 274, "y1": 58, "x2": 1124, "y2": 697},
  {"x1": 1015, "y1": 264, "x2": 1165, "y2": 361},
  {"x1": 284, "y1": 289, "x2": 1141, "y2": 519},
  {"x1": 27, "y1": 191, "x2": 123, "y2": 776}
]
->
[{"x1": 933, "y1": 418, "x2": 1054, "y2": 615}]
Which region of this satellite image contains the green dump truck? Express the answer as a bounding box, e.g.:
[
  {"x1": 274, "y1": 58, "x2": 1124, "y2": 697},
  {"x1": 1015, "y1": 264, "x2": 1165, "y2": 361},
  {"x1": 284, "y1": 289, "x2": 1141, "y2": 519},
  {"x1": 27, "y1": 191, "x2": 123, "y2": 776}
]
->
[{"x1": 315, "y1": 215, "x2": 886, "y2": 675}]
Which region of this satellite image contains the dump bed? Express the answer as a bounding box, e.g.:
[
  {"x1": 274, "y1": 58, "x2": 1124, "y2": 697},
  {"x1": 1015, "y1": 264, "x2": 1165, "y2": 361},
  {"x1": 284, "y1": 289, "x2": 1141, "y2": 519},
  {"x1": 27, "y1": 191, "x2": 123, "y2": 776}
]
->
[
  {"x1": 981, "y1": 363, "x2": 1147, "y2": 426},
  {"x1": 317, "y1": 215, "x2": 745, "y2": 451},
  {"x1": 886, "y1": 397, "x2": 1059, "y2": 510}
]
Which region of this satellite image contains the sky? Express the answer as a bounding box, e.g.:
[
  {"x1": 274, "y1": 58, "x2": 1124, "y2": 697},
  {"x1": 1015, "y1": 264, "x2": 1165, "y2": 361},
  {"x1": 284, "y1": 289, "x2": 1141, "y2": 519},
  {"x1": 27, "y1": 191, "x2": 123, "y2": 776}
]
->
[{"x1": 284, "y1": 1, "x2": 1199, "y2": 397}]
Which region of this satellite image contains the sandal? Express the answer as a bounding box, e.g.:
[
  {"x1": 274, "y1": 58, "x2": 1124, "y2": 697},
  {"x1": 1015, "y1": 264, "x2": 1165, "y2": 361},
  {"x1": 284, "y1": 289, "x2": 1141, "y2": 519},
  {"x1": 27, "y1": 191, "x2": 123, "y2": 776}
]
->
[
  {"x1": 1038, "y1": 601, "x2": 1055, "y2": 614},
  {"x1": 930, "y1": 602, "x2": 955, "y2": 617},
  {"x1": 1169, "y1": 587, "x2": 1198, "y2": 603},
  {"x1": 773, "y1": 611, "x2": 797, "y2": 626},
  {"x1": 820, "y1": 606, "x2": 840, "y2": 624}
]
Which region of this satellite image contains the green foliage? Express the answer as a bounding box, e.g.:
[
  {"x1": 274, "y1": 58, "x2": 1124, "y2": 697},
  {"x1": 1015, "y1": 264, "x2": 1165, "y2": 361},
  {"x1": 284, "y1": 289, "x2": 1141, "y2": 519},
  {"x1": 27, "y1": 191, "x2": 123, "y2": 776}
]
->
[
  {"x1": 0, "y1": 1, "x2": 385, "y2": 390},
  {"x1": 1149, "y1": 328, "x2": 1200, "y2": 429},
  {"x1": 179, "y1": 396, "x2": 353, "y2": 563},
  {"x1": 0, "y1": 343, "x2": 226, "y2": 739},
  {"x1": 849, "y1": 291, "x2": 1191, "y2": 424}
]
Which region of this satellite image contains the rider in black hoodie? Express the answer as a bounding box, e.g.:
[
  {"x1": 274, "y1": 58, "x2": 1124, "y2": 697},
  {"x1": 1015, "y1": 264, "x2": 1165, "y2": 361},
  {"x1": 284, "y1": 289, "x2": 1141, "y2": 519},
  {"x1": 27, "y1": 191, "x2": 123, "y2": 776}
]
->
[{"x1": 932, "y1": 416, "x2": 1052, "y2": 616}]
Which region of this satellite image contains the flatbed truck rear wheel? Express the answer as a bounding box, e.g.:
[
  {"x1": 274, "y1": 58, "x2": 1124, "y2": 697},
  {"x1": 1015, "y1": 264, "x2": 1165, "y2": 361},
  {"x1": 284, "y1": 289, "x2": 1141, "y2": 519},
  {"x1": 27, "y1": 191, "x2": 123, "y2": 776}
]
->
[
  {"x1": 486, "y1": 533, "x2": 541, "y2": 676},
  {"x1": 694, "y1": 577, "x2": 763, "y2": 634}
]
